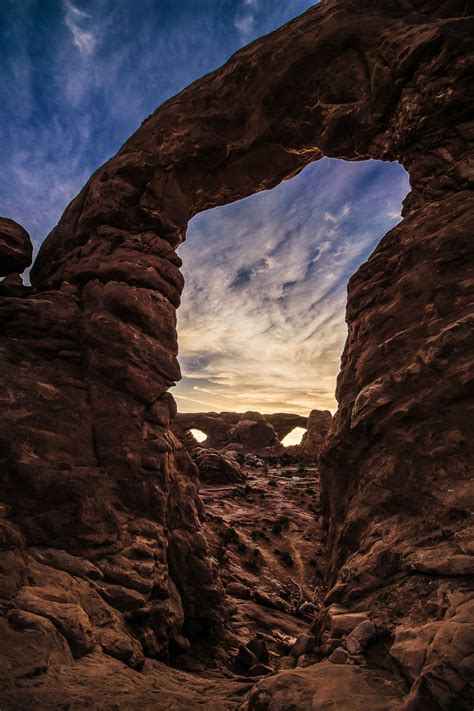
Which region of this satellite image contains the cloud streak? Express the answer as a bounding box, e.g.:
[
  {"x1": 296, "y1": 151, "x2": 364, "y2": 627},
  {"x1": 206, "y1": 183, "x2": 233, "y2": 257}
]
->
[
  {"x1": 63, "y1": 1, "x2": 97, "y2": 57},
  {"x1": 0, "y1": 0, "x2": 317, "y2": 253}
]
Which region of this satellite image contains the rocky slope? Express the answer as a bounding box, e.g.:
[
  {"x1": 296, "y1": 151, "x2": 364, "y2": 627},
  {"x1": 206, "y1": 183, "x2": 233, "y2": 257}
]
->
[{"x1": 1, "y1": 0, "x2": 473, "y2": 708}]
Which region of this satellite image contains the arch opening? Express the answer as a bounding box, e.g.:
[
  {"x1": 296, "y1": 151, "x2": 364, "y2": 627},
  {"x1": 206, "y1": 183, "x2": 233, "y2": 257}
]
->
[
  {"x1": 281, "y1": 426, "x2": 307, "y2": 447},
  {"x1": 190, "y1": 428, "x2": 207, "y2": 443},
  {"x1": 173, "y1": 157, "x2": 409, "y2": 418}
]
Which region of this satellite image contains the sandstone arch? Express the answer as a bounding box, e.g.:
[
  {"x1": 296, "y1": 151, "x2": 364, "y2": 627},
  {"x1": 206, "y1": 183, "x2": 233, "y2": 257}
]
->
[
  {"x1": 1, "y1": 1, "x2": 473, "y2": 708},
  {"x1": 264, "y1": 414, "x2": 308, "y2": 441}
]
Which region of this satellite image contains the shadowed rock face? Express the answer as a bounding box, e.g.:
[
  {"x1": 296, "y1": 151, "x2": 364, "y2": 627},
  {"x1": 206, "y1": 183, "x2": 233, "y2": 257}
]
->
[
  {"x1": 0, "y1": 217, "x2": 33, "y2": 276},
  {"x1": 1, "y1": 0, "x2": 473, "y2": 708},
  {"x1": 174, "y1": 412, "x2": 240, "y2": 449}
]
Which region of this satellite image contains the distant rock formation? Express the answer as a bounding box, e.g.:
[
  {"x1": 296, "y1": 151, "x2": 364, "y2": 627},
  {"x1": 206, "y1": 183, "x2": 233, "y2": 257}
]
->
[
  {"x1": 173, "y1": 411, "x2": 281, "y2": 452},
  {"x1": 174, "y1": 411, "x2": 328, "y2": 455},
  {"x1": 301, "y1": 410, "x2": 332, "y2": 457},
  {"x1": 173, "y1": 412, "x2": 238, "y2": 449},
  {"x1": 264, "y1": 413, "x2": 308, "y2": 441},
  {"x1": 1, "y1": 0, "x2": 472, "y2": 708},
  {"x1": 228, "y1": 414, "x2": 280, "y2": 451}
]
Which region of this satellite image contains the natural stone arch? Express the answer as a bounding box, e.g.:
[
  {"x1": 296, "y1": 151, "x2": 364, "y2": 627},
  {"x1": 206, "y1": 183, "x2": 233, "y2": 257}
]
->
[
  {"x1": 1, "y1": 2, "x2": 472, "y2": 708},
  {"x1": 173, "y1": 412, "x2": 311, "y2": 449},
  {"x1": 173, "y1": 412, "x2": 235, "y2": 448},
  {"x1": 264, "y1": 414, "x2": 308, "y2": 441}
]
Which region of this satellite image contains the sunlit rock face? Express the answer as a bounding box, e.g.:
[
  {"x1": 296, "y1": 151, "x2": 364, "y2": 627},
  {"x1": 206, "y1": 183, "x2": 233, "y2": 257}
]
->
[{"x1": 1, "y1": 0, "x2": 473, "y2": 709}]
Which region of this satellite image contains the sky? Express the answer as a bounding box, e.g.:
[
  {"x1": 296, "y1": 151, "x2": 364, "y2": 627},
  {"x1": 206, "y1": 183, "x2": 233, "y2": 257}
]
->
[{"x1": 0, "y1": 0, "x2": 410, "y2": 416}]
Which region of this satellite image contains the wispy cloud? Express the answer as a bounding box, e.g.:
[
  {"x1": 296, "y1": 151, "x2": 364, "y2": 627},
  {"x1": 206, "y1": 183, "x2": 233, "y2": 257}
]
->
[
  {"x1": 0, "y1": 0, "x2": 317, "y2": 252},
  {"x1": 233, "y1": 0, "x2": 259, "y2": 41},
  {"x1": 63, "y1": 1, "x2": 96, "y2": 57},
  {"x1": 234, "y1": 15, "x2": 255, "y2": 38}
]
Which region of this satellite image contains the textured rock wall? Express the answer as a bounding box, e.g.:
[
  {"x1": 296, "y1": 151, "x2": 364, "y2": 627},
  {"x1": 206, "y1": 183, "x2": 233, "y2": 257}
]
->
[{"x1": 1, "y1": 0, "x2": 473, "y2": 707}]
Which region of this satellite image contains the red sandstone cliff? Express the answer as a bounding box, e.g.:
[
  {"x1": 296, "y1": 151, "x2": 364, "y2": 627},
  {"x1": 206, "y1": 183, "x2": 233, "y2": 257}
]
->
[{"x1": 0, "y1": 1, "x2": 473, "y2": 708}]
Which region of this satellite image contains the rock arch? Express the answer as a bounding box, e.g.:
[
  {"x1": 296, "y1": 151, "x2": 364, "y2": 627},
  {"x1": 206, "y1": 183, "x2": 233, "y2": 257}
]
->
[
  {"x1": 264, "y1": 414, "x2": 308, "y2": 441},
  {"x1": 1, "y1": 1, "x2": 472, "y2": 708}
]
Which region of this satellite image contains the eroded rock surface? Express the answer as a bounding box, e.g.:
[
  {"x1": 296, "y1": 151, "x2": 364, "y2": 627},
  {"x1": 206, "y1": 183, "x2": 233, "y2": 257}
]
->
[
  {"x1": 1, "y1": 0, "x2": 473, "y2": 708},
  {"x1": 228, "y1": 414, "x2": 281, "y2": 452}
]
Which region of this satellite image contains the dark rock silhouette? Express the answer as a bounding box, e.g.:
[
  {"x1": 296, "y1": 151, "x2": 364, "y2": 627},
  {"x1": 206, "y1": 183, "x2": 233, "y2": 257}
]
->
[
  {"x1": 0, "y1": 0, "x2": 473, "y2": 708},
  {"x1": 0, "y1": 216, "x2": 33, "y2": 276}
]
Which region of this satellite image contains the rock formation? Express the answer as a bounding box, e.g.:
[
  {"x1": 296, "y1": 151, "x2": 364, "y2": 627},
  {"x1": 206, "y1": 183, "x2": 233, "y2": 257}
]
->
[
  {"x1": 192, "y1": 448, "x2": 245, "y2": 485},
  {"x1": 173, "y1": 412, "x2": 236, "y2": 449},
  {"x1": 0, "y1": 217, "x2": 33, "y2": 276},
  {"x1": 0, "y1": 0, "x2": 473, "y2": 708},
  {"x1": 301, "y1": 409, "x2": 332, "y2": 458},
  {"x1": 264, "y1": 413, "x2": 308, "y2": 441},
  {"x1": 227, "y1": 413, "x2": 281, "y2": 451}
]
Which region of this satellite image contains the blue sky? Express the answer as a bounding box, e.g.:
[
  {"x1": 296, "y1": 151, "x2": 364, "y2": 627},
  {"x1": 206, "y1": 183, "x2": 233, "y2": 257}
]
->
[{"x1": 0, "y1": 1, "x2": 410, "y2": 414}]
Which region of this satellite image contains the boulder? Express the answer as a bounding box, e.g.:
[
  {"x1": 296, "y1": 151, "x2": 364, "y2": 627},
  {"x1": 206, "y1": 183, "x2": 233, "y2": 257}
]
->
[
  {"x1": 0, "y1": 217, "x2": 33, "y2": 276},
  {"x1": 230, "y1": 419, "x2": 280, "y2": 450},
  {"x1": 247, "y1": 661, "x2": 405, "y2": 709},
  {"x1": 192, "y1": 447, "x2": 245, "y2": 484}
]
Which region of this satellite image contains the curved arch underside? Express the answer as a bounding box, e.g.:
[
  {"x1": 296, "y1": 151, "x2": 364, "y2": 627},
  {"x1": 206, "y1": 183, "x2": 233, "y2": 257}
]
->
[{"x1": 1, "y1": 1, "x2": 473, "y2": 708}]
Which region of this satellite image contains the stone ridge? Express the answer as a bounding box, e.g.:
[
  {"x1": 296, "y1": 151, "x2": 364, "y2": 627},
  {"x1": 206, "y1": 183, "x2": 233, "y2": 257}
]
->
[{"x1": 0, "y1": 0, "x2": 473, "y2": 708}]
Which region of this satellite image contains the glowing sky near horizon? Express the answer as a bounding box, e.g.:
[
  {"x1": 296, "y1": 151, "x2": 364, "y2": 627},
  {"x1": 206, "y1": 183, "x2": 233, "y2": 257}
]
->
[{"x1": 0, "y1": 1, "x2": 410, "y2": 416}]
